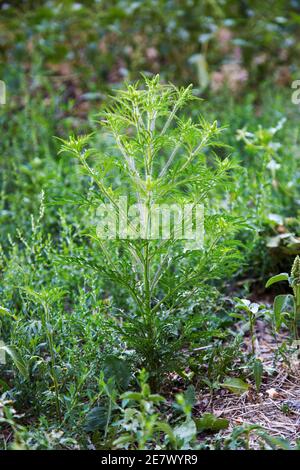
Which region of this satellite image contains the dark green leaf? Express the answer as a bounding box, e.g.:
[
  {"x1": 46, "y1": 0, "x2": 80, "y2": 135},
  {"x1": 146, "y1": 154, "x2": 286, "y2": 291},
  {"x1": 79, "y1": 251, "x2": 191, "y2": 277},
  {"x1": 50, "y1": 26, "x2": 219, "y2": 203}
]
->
[
  {"x1": 196, "y1": 412, "x2": 229, "y2": 433},
  {"x1": 273, "y1": 294, "x2": 294, "y2": 330},
  {"x1": 84, "y1": 406, "x2": 109, "y2": 432},
  {"x1": 103, "y1": 355, "x2": 131, "y2": 391},
  {"x1": 265, "y1": 273, "x2": 289, "y2": 288}
]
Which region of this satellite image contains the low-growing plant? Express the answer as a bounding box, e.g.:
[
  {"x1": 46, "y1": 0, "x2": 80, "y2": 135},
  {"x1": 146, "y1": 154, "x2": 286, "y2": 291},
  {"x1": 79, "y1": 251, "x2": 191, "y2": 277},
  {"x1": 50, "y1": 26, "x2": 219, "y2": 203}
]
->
[
  {"x1": 108, "y1": 369, "x2": 228, "y2": 450},
  {"x1": 113, "y1": 369, "x2": 176, "y2": 450},
  {"x1": 232, "y1": 298, "x2": 266, "y2": 355},
  {"x1": 216, "y1": 424, "x2": 300, "y2": 450},
  {"x1": 0, "y1": 397, "x2": 78, "y2": 450},
  {"x1": 191, "y1": 335, "x2": 244, "y2": 392},
  {"x1": 61, "y1": 75, "x2": 244, "y2": 388},
  {"x1": 266, "y1": 255, "x2": 300, "y2": 339},
  {"x1": 19, "y1": 288, "x2": 65, "y2": 422}
]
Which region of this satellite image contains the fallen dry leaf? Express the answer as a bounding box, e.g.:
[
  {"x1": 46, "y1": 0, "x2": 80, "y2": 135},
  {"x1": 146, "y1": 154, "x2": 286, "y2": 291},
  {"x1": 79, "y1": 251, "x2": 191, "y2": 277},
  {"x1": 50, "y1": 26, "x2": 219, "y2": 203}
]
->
[{"x1": 266, "y1": 388, "x2": 280, "y2": 399}]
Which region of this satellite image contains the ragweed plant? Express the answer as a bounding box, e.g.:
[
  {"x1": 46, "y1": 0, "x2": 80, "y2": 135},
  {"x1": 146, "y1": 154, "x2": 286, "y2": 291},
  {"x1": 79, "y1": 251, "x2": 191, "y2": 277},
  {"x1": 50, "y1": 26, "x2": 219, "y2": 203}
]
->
[{"x1": 61, "y1": 76, "x2": 244, "y2": 387}]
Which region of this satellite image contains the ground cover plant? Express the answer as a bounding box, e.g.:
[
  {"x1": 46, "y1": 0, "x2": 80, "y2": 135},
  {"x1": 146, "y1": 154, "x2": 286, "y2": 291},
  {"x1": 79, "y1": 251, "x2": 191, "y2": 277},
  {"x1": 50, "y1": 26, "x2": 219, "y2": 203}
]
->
[{"x1": 0, "y1": 0, "x2": 300, "y2": 452}]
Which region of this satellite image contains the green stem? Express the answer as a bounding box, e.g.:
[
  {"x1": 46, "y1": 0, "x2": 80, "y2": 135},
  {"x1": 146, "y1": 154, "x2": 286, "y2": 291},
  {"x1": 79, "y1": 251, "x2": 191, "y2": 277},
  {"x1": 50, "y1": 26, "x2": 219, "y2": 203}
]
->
[
  {"x1": 104, "y1": 398, "x2": 112, "y2": 439},
  {"x1": 250, "y1": 314, "x2": 255, "y2": 356},
  {"x1": 42, "y1": 303, "x2": 61, "y2": 422},
  {"x1": 144, "y1": 242, "x2": 151, "y2": 314}
]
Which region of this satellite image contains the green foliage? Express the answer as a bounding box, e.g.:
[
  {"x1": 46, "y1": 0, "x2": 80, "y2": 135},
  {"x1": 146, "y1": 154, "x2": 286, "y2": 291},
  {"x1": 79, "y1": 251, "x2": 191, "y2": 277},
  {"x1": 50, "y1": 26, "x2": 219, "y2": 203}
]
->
[
  {"x1": 103, "y1": 356, "x2": 131, "y2": 392},
  {"x1": 110, "y1": 370, "x2": 228, "y2": 450},
  {"x1": 266, "y1": 273, "x2": 289, "y2": 288},
  {"x1": 0, "y1": 398, "x2": 78, "y2": 450},
  {"x1": 253, "y1": 359, "x2": 263, "y2": 393},
  {"x1": 61, "y1": 75, "x2": 244, "y2": 387},
  {"x1": 0, "y1": 0, "x2": 299, "y2": 451},
  {"x1": 232, "y1": 298, "x2": 266, "y2": 355},
  {"x1": 217, "y1": 424, "x2": 300, "y2": 450},
  {"x1": 196, "y1": 413, "x2": 229, "y2": 433},
  {"x1": 266, "y1": 256, "x2": 300, "y2": 338},
  {"x1": 221, "y1": 377, "x2": 249, "y2": 395},
  {"x1": 0, "y1": 344, "x2": 29, "y2": 381},
  {"x1": 113, "y1": 369, "x2": 173, "y2": 449}
]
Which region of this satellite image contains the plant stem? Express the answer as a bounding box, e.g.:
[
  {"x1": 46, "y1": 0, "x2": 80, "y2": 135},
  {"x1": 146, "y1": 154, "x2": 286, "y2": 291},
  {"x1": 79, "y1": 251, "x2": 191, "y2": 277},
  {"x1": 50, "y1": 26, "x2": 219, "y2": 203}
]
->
[
  {"x1": 250, "y1": 314, "x2": 255, "y2": 355},
  {"x1": 42, "y1": 302, "x2": 61, "y2": 422}
]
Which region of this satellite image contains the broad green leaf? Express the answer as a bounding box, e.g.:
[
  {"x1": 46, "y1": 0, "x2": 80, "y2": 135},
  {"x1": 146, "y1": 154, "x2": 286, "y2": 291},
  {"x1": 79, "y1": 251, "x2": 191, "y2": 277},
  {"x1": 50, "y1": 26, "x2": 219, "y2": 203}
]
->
[
  {"x1": 103, "y1": 355, "x2": 131, "y2": 391},
  {"x1": 173, "y1": 418, "x2": 197, "y2": 445},
  {"x1": 155, "y1": 422, "x2": 176, "y2": 444},
  {"x1": 0, "y1": 344, "x2": 29, "y2": 380},
  {"x1": 258, "y1": 432, "x2": 292, "y2": 450},
  {"x1": 148, "y1": 394, "x2": 165, "y2": 403},
  {"x1": 234, "y1": 298, "x2": 250, "y2": 308},
  {"x1": 113, "y1": 434, "x2": 132, "y2": 447},
  {"x1": 183, "y1": 385, "x2": 196, "y2": 407},
  {"x1": 121, "y1": 392, "x2": 142, "y2": 401},
  {"x1": 196, "y1": 412, "x2": 229, "y2": 433},
  {"x1": 265, "y1": 273, "x2": 289, "y2": 288},
  {"x1": 83, "y1": 405, "x2": 109, "y2": 432},
  {"x1": 229, "y1": 313, "x2": 245, "y2": 320},
  {"x1": 273, "y1": 294, "x2": 294, "y2": 330},
  {"x1": 221, "y1": 377, "x2": 249, "y2": 395}
]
